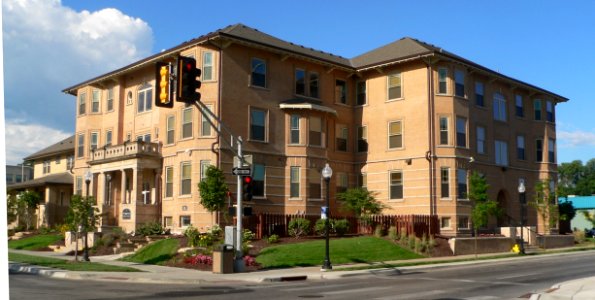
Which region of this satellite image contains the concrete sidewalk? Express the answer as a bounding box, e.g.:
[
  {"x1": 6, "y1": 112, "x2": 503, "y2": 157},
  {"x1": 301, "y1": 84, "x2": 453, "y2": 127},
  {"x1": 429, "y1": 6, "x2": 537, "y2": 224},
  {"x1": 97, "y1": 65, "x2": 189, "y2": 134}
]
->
[{"x1": 8, "y1": 248, "x2": 595, "y2": 299}]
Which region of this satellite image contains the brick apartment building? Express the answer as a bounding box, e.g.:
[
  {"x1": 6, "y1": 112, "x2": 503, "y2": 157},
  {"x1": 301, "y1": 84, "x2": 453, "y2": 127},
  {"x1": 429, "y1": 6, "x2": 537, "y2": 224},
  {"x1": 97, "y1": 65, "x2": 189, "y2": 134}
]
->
[{"x1": 63, "y1": 24, "x2": 566, "y2": 235}]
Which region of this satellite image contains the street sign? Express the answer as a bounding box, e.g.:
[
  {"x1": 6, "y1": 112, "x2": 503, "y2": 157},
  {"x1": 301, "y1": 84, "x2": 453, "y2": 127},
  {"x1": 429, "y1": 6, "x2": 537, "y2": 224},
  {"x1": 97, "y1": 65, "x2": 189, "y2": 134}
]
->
[{"x1": 232, "y1": 167, "x2": 251, "y2": 176}]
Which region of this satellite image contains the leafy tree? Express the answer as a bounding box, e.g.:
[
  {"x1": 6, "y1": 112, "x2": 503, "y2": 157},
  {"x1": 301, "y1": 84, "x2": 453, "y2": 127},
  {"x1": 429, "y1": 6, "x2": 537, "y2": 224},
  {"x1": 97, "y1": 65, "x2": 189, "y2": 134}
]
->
[
  {"x1": 64, "y1": 194, "x2": 100, "y2": 233},
  {"x1": 198, "y1": 166, "x2": 229, "y2": 213},
  {"x1": 532, "y1": 179, "x2": 558, "y2": 235},
  {"x1": 558, "y1": 201, "x2": 576, "y2": 222},
  {"x1": 337, "y1": 187, "x2": 385, "y2": 223},
  {"x1": 581, "y1": 211, "x2": 595, "y2": 229},
  {"x1": 7, "y1": 194, "x2": 20, "y2": 225},
  {"x1": 468, "y1": 172, "x2": 501, "y2": 257},
  {"x1": 15, "y1": 191, "x2": 42, "y2": 230}
]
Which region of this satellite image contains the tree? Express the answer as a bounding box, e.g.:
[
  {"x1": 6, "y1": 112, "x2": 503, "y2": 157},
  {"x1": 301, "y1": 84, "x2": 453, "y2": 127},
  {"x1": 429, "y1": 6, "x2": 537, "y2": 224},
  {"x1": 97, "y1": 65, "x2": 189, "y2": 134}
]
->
[
  {"x1": 337, "y1": 187, "x2": 385, "y2": 223},
  {"x1": 532, "y1": 179, "x2": 558, "y2": 235},
  {"x1": 198, "y1": 166, "x2": 229, "y2": 213},
  {"x1": 558, "y1": 201, "x2": 576, "y2": 223},
  {"x1": 15, "y1": 191, "x2": 42, "y2": 230},
  {"x1": 64, "y1": 194, "x2": 100, "y2": 233},
  {"x1": 581, "y1": 211, "x2": 595, "y2": 229},
  {"x1": 468, "y1": 172, "x2": 501, "y2": 257}
]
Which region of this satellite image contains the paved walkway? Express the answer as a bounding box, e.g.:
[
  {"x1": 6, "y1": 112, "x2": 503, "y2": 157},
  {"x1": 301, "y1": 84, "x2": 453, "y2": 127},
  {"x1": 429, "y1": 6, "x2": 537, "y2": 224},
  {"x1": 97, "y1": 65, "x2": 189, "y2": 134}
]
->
[{"x1": 8, "y1": 248, "x2": 595, "y2": 299}]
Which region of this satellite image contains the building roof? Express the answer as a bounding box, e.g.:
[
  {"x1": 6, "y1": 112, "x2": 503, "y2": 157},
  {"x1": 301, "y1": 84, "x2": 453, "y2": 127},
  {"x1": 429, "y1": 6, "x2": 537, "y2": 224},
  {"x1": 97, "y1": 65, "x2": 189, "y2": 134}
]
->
[
  {"x1": 6, "y1": 172, "x2": 73, "y2": 191},
  {"x1": 24, "y1": 135, "x2": 75, "y2": 161},
  {"x1": 62, "y1": 23, "x2": 568, "y2": 102},
  {"x1": 560, "y1": 196, "x2": 595, "y2": 210}
]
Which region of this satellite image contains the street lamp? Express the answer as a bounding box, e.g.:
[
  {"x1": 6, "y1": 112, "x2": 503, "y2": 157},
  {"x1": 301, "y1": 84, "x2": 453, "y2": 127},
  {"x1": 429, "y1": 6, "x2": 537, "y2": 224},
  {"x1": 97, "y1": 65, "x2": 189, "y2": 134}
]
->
[
  {"x1": 321, "y1": 163, "x2": 333, "y2": 271},
  {"x1": 518, "y1": 179, "x2": 526, "y2": 255},
  {"x1": 83, "y1": 171, "x2": 92, "y2": 262}
]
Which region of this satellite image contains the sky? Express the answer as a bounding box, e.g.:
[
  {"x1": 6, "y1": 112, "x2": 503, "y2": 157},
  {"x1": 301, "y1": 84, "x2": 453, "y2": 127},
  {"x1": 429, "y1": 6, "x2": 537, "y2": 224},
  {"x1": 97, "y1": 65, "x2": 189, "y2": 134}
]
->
[{"x1": 3, "y1": 0, "x2": 595, "y2": 165}]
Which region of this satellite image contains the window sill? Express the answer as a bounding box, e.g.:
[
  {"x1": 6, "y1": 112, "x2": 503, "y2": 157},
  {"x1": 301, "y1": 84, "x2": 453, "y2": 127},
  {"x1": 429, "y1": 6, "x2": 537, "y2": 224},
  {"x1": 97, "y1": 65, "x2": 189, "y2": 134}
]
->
[
  {"x1": 178, "y1": 137, "x2": 194, "y2": 142},
  {"x1": 454, "y1": 96, "x2": 468, "y2": 101},
  {"x1": 308, "y1": 198, "x2": 323, "y2": 202},
  {"x1": 385, "y1": 98, "x2": 404, "y2": 103},
  {"x1": 435, "y1": 93, "x2": 451, "y2": 97},
  {"x1": 440, "y1": 197, "x2": 452, "y2": 201},
  {"x1": 334, "y1": 102, "x2": 351, "y2": 108},
  {"x1": 354, "y1": 103, "x2": 368, "y2": 107},
  {"x1": 250, "y1": 85, "x2": 269, "y2": 91},
  {"x1": 248, "y1": 139, "x2": 269, "y2": 144},
  {"x1": 289, "y1": 197, "x2": 302, "y2": 201},
  {"x1": 288, "y1": 144, "x2": 305, "y2": 147},
  {"x1": 388, "y1": 199, "x2": 404, "y2": 202},
  {"x1": 178, "y1": 195, "x2": 192, "y2": 199},
  {"x1": 457, "y1": 198, "x2": 470, "y2": 202}
]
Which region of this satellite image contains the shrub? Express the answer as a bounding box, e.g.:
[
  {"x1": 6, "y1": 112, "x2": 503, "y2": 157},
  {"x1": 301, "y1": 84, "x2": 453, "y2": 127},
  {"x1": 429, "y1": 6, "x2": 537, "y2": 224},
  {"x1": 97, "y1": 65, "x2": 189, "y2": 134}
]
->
[
  {"x1": 374, "y1": 225, "x2": 385, "y2": 238},
  {"x1": 267, "y1": 234, "x2": 280, "y2": 244},
  {"x1": 574, "y1": 230, "x2": 586, "y2": 244},
  {"x1": 185, "y1": 254, "x2": 213, "y2": 265},
  {"x1": 427, "y1": 236, "x2": 437, "y2": 256},
  {"x1": 333, "y1": 219, "x2": 350, "y2": 237},
  {"x1": 408, "y1": 234, "x2": 416, "y2": 250},
  {"x1": 288, "y1": 218, "x2": 311, "y2": 238},
  {"x1": 209, "y1": 224, "x2": 223, "y2": 238},
  {"x1": 243, "y1": 229, "x2": 256, "y2": 241},
  {"x1": 58, "y1": 224, "x2": 70, "y2": 236},
  {"x1": 244, "y1": 255, "x2": 258, "y2": 267},
  {"x1": 399, "y1": 230, "x2": 408, "y2": 245},
  {"x1": 136, "y1": 221, "x2": 164, "y2": 236},
  {"x1": 314, "y1": 219, "x2": 329, "y2": 236},
  {"x1": 414, "y1": 237, "x2": 422, "y2": 253},
  {"x1": 388, "y1": 226, "x2": 398, "y2": 240},
  {"x1": 184, "y1": 226, "x2": 200, "y2": 247}
]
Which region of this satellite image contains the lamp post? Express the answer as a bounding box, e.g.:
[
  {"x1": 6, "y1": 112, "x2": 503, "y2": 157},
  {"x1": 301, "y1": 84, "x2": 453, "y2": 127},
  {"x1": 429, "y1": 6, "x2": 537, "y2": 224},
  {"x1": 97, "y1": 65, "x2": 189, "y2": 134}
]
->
[
  {"x1": 518, "y1": 179, "x2": 526, "y2": 255},
  {"x1": 106, "y1": 173, "x2": 112, "y2": 206},
  {"x1": 321, "y1": 163, "x2": 333, "y2": 271},
  {"x1": 83, "y1": 171, "x2": 92, "y2": 261}
]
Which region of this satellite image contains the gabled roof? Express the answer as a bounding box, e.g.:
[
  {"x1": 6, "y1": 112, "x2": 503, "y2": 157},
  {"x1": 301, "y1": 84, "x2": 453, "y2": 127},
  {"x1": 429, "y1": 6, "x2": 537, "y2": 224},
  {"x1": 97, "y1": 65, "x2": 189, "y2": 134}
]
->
[
  {"x1": 560, "y1": 196, "x2": 595, "y2": 210},
  {"x1": 24, "y1": 135, "x2": 74, "y2": 161},
  {"x1": 62, "y1": 23, "x2": 568, "y2": 102},
  {"x1": 6, "y1": 172, "x2": 73, "y2": 191}
]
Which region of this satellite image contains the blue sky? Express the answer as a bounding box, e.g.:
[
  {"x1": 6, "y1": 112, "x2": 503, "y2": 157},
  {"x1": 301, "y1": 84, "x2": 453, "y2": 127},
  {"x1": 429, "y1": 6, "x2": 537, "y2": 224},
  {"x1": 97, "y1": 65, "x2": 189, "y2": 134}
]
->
[{"x1": 3, "y1": 0, "x2": 595, "y2": 164}]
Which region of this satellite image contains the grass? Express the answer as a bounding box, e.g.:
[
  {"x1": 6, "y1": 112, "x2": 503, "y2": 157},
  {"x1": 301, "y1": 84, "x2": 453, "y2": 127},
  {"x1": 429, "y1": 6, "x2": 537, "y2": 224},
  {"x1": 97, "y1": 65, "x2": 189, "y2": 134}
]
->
[
  {"x1": 121, "y1": 238, "x2": 180, "y2": 264},
  {"x1": 8, "y1": 234, "x2": 63, "y2": 250},
  {"x1": 9, "y1": 253, "x2": 141, "y2": 272},
  {"x1": 256, "y1": 236, "x2": 423, "y2": 269}
]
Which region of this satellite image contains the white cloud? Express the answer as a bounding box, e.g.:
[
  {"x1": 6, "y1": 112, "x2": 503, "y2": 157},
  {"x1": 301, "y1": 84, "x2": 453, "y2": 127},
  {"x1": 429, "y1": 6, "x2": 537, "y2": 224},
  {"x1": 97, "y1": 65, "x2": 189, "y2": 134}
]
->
[
  {"x1": 3, "y1": 0, "x2": 153, "y2": 163},
  {"x1": 4, "y1": 120, "x2": 71, "y2": 165},
  {"x1": 557, "y1": 130, "x2": 595, "y2": 148}
]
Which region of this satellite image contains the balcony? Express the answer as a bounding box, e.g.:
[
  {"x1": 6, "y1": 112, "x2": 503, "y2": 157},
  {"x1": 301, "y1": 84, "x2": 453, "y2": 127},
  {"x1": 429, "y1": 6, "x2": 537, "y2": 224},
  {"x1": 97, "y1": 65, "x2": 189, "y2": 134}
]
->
[{"x1": 89, "y1": 141, "x2": 161, "y2": 164}]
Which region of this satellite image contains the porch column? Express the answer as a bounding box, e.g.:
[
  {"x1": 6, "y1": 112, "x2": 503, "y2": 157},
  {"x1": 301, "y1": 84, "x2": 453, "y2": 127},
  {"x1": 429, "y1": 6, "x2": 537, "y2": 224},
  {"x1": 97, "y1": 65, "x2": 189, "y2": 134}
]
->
[
  {"x1": 132, "y1": 167, "x2": 138, "y2": 204},
  {"x1": 121, "y1": 169, "x2": 127, "y2": 204},
  {"x1": 154, "y1": 169, "x2": 161, "y2": 205}
]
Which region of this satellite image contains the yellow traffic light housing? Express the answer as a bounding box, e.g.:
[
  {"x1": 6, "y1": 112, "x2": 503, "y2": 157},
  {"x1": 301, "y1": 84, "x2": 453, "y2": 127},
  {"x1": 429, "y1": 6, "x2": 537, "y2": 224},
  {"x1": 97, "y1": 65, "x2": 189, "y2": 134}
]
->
[{"x1": 154, "y1": 62, "x2": 173, "y2": 108}]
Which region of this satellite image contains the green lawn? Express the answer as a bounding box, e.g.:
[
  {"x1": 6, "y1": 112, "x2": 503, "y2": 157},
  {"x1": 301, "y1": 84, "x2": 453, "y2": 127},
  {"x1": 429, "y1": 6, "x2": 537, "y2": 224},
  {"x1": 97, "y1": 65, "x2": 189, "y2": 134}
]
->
[
  {"x1": 9, "y1": 253, "x2": 141, "y2": 272},
  {"x1": 8, "y1": 234, "x2": 63, "y2": 250},
  {"x1": 256, "y1": 236, "x2": 423, "y2": 269},
  {"x1": 121, "y1": 238, "x2": 180, "y2": 264}
]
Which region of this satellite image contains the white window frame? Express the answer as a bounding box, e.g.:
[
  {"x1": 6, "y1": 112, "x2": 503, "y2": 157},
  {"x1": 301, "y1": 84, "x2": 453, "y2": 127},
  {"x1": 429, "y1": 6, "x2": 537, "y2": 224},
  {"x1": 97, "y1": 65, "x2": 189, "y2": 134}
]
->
[
  {"x1": 166, "y1": 115, "x2": 175, "y2": 145},
  {"x1": 454, "y1": 69, "x2": 465, "y2": 98},
  {"x1": 476, "y1": 126, "x2": 486, "y2": 154},
  {"x1": 181, "y1": 107, "x2": 193, "y2": 139},
  {"x1": 251, "y1": 57, "x2": 266, "y2": 88},
  {"x1": 387, "y1": 72, "x2": 402, "y2": 100},
  {"x1": 495, "y1": 140, "x2": 509, "y2": 166},
  {"x1": 439, "y1": 117, "x2": 449, "y2": 145},
  {"x1": 92, "y1": 89, "x2": 100, "y2": 113},
  {"x1": 202, "y1": 51, "x2": 214, "y2": 81},
  {"x1": 201, "y1": 104, "x2": 214, "y2": 137},
  {"x1": 493, "y1": 93, "x2": 507, "y2": 122},
  {"x1": 438, "y1": 68, "x2": 448, "y2": 94},
  {"x1": 388, "y1": 120, "x2": 403, "y2": 149},
  {"x1": 180, "y1": 162, "x2": 192, "y2": 196},
  {"x1": 389, "y1": 170, "x2": 403, "y2": 200},
  {"x1": 290, "y1": 166, "x2": 300, "y2": 198},
  {"x1": 290, "y1": 114, "x2": 300, "y2": 145},
  {"x1": 137, "y1": 84, "x2": 153, "y2": 113}
]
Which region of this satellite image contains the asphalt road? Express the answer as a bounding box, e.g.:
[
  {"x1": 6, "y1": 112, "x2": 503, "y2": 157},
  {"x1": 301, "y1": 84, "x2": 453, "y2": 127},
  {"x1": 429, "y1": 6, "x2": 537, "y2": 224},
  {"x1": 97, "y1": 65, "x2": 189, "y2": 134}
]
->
[{"x1": 9, "y1": 251, "x2": 595, "y2": 300}]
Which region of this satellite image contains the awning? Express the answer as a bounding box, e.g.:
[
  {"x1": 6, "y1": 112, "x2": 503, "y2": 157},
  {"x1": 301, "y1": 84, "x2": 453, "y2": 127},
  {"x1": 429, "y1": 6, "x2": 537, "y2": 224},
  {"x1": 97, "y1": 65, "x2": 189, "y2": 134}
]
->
[
  {"x1": 279, "y1": 98, "x2": 337, "y2": 116},
  {"x1": 7, "y1": 172, "x2": 73, "y2": 192}
]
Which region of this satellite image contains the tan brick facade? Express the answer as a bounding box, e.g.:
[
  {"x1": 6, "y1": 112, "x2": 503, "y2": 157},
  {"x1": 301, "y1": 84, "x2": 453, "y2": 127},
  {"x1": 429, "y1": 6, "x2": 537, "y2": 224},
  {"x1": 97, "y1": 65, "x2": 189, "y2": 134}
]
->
[{"x1": 65, "y1": 24, "x2": 566, "y2": 235}]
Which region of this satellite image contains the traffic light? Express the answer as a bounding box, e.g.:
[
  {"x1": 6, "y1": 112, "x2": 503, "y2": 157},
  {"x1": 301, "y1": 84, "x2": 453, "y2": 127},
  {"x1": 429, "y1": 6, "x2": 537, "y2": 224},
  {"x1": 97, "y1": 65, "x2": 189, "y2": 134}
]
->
[
  {"x1": 154, "y1": 62, "x2": 173, "y2": 108},
  {"x1": 242, "y1": 176, "x2": 253, "y2": 201},
  {"x1": 177, "y1": 56, "x2": 201, "y2": 102}
]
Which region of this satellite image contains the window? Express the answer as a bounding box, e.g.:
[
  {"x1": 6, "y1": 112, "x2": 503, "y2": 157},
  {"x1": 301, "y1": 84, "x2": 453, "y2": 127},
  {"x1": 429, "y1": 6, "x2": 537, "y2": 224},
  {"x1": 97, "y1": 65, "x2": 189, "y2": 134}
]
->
[
  {"x1": 457, "y1": 169, "x2": 467, "y2": 199},
  {"x1": 439, "y1": 117, "x2": 449, "y2": 145},
  {"x1": 180, "y1": 216, "x2": 191, "y2": 227},
  {"x1": 336, "y1": 125, "x2": 348, "y2": 152},
  {"x1": 454, "y1": 69, "x2": 465, "y2": 97},
  {"x1": 166, "y1": 115, "x2": 175, "y2": 144},
  {"x1": 515, "y1": 95, "x2": 523, "y2": 117},
  {"x1": 336, "y1": 173, "x2": 348, "y2": 194},
  {"x1": 438, "y1": 68, "x2": 448, "y2": 94},
  {"x1": 309, "y1": 72, "x2": 319, "y2": 98},
  {"x1": 495, "y1": 140, "x2": 508, "y2": 166},
  {"x1": 253, "y1": 164, "x2": 265, "y2": 197},
  {"x1": 335, "y1": 80, "x2": 347, "y2": 104},
  {"x1": 251, "y1": 58, "x2": 266, "y2": 87},
  {"x1": 164, "y1": 216, "x2": 173, "y2": 227},
  {"x1": 250, "y1": 108, "x2": 266, "y2": 142},
  {"x1": 77, "y1": 133, "x2": 85, "y2": 158},
  {"x1": 476, "y1": 126, "x2": 486, "y2": 154},
  {"x1": 202, "y1": 52, "x2": 213, "y2": 81},
  {"x1": 546, "y1": 101, "x2": 554, "y2": 122},
  {"x1": 536, "y1": 139, "x2": 543, "y2": 162},
  {"x1": 441, "y1": 217, "x2": 451, "y2": 229},
  {"x1": 295, "y1": 69, "x2": 305, "y2": 95},
  {"x1": 165, "y1": 166, "x2": 173, "y2": 198},
  {"x1": 389, "y1": 171, "x2": 403, "y2": 200},
  {"x1": 201, "y1": 104, "x2": 214, "y2": 137},
  {"x1": 67, "y1": 156, "x2": 74, "y2": 170},
  {"x1": 92, "y1": 89, "x2": 100, "y2": 113},
  {"x1": 387, "y1": 72, "x2": 402, "y2": 100},
  {"x1": 180, "y1": 162, "x2": 191, "y2": 195},
  {"x1": 309, "y1": 116, "x2": 323, "y2": 147},
  {"x1": 458, "y1": 216, "x2": 470, "y2": 229},
  {"x1": 388, "y1": 121, "x2": 403, "y2": 149},
  {"x1": 137, "y1": 83, "x2": 153, "y2": 113},
  {"x1": 142, "y1": 182, "x2": 151, "y2": 204},
  {"x1": 290, "y1": 167, "x2": 300, "y2": 198},
  {"x1": 78, "y1": 92, "x2": 86, "y2": 115},
  {"x1": 89, "y1": 132, "x2": 99, "y2": 151},
  {"x1": 548, "y1": 138, "x2": 555, "y2": 163},
  {"x1": 290, "y1": 115, "x2": 300, "y2": 144},
  {"x1": 517, "y1": 136, "x2": 526, "y2": 160},
  {"x1": 136, "y1": 134, "x2": 150, "y2": 143},
  {"x1": 55, "y1": 156, "x2": 61, "y2": 164},
  {"x1": 357, "y1": 126, "x2": 368, "y2": 152},
  {"x1": 309, "y1": 168, "x2": 321, "y2": 199},
  {"x1": 456, "y1": 117, "x2": 467, "y2": 147},
  {"x1": 356, "y1": 81, "x2": 366, "y2": 105},
  {"x1": 493, "y1": 93, "x2": 507, "y2": 121},
  {"x1": 76, "y1": 176, "x2": 83, "y2": 195},
  {"x1": 534, "y1": 100, "x2": 542, "y2": 120},
  {"x1": 182, "y1": 107, "x2": 193, "y2": 139},
  {"x1": 441, "y1": 167, "x2": 450, "y2": 198},
  {"x1": 200, "y1": 160, "x2": 210, "y2": 182},
  {"x1": 106, "y1": 130, "x2": 112, "y2": 147},
  {"x1": 107, "y1": 88, "x2": 114, "y2": 112},
  {"x1": 475, "y1": 82, "x2": 484, "y2": 106},
  {"x1": 43, "y1": 160, "x2": 51, "y2": 174}
]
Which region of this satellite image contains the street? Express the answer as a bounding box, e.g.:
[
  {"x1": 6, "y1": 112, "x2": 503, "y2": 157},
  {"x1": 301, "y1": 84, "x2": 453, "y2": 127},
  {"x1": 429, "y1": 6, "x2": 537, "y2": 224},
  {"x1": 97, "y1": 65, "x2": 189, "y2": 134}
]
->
[{"x1": 9, "y1": 251, "x2": 595, "y2": 299}]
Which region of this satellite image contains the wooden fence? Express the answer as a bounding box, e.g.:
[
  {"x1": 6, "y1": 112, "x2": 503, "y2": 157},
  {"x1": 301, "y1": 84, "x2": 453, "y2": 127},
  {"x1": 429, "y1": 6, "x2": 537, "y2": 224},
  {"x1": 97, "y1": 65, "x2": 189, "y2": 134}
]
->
[{"x1": 240, "y1": 213, "x2": 439, "y2": 239}]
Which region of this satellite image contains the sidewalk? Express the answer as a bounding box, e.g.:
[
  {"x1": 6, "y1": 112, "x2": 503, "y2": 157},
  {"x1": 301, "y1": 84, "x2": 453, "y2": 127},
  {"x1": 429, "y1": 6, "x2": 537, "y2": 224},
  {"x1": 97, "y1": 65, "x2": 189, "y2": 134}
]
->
[{"x1": 8, "y1": 248, "x2": 595, "y2": 299}]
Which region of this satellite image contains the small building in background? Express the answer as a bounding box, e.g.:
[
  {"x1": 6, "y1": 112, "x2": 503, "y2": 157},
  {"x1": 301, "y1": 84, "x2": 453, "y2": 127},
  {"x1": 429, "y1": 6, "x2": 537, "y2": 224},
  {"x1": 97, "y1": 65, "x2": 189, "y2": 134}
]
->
[{"x1": 560, "y1": 195, "x2": 595, "y2": 231}]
